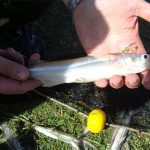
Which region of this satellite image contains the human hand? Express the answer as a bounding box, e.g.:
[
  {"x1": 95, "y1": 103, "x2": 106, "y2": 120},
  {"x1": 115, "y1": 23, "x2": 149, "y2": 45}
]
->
[
  {"x1": 73, "y1": 0, "x2": 150, "y2": 89},
  {"x1": 0, "y1": 48, "x2": 42, "y2": 94}
]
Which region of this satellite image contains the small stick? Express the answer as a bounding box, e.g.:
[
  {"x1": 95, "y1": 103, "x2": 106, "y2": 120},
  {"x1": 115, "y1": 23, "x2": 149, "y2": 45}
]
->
[
  {"x1": 33, "y1": 90, "x2": 88, "y2": 118},
  {"x1": 106, "y1": 123, "x2": 150, "y2": 136}
]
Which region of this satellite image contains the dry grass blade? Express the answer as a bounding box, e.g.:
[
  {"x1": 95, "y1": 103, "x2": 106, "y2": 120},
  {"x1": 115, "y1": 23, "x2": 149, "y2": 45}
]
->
[
  {"x1": 0, "y1": 124, "x2": 23, "y2": 150},
  {"x1": 107, "y1": 123, "x2": 150, "y2": 136},
  {"x1": 33, "y1": 90, "x2": 88, "y2": 118}
]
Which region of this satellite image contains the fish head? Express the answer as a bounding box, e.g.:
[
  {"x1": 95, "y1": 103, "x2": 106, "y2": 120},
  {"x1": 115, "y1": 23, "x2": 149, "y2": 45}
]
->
[{"x1": 123, "y1": 53, "x2": 150, "y2": 73}]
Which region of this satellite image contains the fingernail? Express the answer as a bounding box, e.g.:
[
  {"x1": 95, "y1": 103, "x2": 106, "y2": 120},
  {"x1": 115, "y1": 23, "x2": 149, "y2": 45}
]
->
[{"x1": 17, "y1": 69, "x2": 28, "y2": 80}]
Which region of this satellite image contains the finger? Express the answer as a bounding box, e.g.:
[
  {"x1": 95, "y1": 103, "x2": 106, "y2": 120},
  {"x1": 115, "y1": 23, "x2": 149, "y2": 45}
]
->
[
  {"x1": 138, "y1": 0, "x2": 150, "y2": 21},
  {"x1": 0, "y1": 48, "x2": 24, "y2": 64},
  {"x1": 109, "y1": 75, "x2": 124, "y2": 89},
  {"x1": 125, "y1": 74, "x2": 140, "y2": 89},
  {"x1": 94, "y1": 79, "x2": 108, "y2": 88},
  {"x1": 141, "y1": 70, "x2": 150, "y2": 89},
  {"x1": 28, "y1": 53, "x2": 41, "y2": 66},
  {"x1": 0, "y1": 76, "x2": 42, "y2": 95},
  {"x1": 0, "y1": 56, "x2": 29, "y2": 81},
  {"x1": 6, "y1": 48, "x2": 24, "y2": 64}
]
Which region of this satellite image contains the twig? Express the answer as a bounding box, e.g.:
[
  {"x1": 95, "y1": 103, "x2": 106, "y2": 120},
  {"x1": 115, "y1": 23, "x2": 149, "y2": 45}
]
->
[
  {"x1": 34, "y1": 125, "x2": 97, "y2": 150},
  {"x1": 33, "y1": 90, "x2": 88, "y2": 118},
  {"x1": 106, "y1": 123, "x2": 150, "y2": 136}
]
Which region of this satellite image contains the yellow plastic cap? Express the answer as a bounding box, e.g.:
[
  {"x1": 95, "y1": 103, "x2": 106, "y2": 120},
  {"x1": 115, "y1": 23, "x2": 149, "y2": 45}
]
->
[{"x1": 87, "y1": 109, "x2": 106, "y2": 133}]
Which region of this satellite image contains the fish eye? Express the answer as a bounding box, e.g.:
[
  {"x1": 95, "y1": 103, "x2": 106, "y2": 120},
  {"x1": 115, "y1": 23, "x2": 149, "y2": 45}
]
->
[{"x1": 141, "y1": 54, "x2": 149, "y2": 60}]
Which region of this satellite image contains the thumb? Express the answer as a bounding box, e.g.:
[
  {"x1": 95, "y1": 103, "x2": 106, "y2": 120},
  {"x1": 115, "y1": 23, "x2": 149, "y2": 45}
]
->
[{"x1": 138, "y1": 0, "x2": 150, "y2": 21}]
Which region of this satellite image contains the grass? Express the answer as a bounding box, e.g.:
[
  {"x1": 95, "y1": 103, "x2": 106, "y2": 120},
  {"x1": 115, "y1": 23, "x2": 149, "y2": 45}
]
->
[
  {"x1": 0, "y1": 89, "x2": 149, "y2": 149},
  {"x1": 5, "y1": 94, "x2": 110, "y2": 150},
  {"x1": 130, "y1": 133, "x2": 150, "y2": 150}
]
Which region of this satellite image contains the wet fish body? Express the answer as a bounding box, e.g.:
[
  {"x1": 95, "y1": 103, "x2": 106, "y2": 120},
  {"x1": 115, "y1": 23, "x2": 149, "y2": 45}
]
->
[
  {"x1": 34, "y1": 125, "x2": 97, "y2": 150},
  {"x1": 108, "y1": 111, "x2": 134, "y2": 150},
  {"x1": 29, "y1": 53, "x2": 150, "y2": 87},
  {"x1": 0, "y1": 124, "x2": 23, "y2": 150}
]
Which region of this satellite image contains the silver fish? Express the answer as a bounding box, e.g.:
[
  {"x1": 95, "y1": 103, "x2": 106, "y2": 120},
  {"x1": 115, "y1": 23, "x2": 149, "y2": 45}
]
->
[
  {"x1": 29, "y1": 53, "x2": 150, "y2": 87},
  {"x1": 34, "y1": 125, "x2": 97, "y2": 150},
  {"x1": 0, "y1": 124, "x2": 23, "y2": 150},
  {"x1": 107, "y1": 111, "x2": 134, "y2": 150}
]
